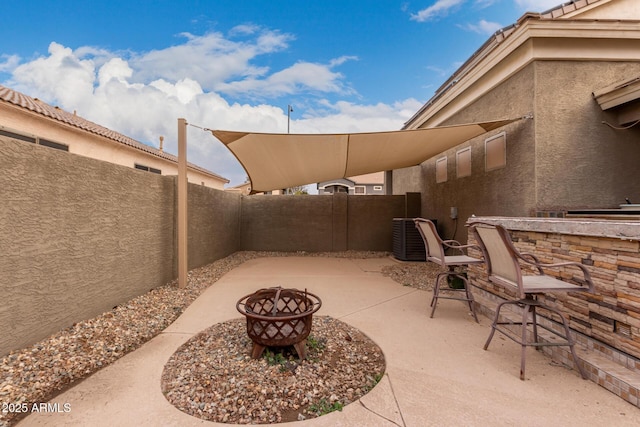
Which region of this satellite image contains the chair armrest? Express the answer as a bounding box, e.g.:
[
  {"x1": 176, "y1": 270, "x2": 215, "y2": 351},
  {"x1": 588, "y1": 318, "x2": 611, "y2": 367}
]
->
[
  {"x1": 517, "y1": 252, "x2": 545, "y2": 274},
  {"x1": 442, "y1": 240, "x2": 480, "y2": 254},
  {"x1": 518, "y1": 254, "x2": 595, "y2": 292}
]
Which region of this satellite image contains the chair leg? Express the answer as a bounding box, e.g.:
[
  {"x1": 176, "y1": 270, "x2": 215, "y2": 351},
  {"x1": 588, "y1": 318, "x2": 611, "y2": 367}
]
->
[
  {"x1": 552, "y1": 307, "x2": 589, "y2": 380},
  {"x1": 531, "y1": 305, "x2": 538, "y2": 344},
  {"x1": 431, "y1": 271, "x2": 478, "y2": 321},
  {"x1": 461, "y1": 275, "x2": 479, "y2": 323},
  {"x1": 520, "y1": 304, "x2": 531, "y2": 380},
  {"x1": 430, "y1": 272, "x2": 446, "y2": 317},
  {"x1": 430, "y1": 272, "x2": 445, "y2": 307},
  {"x1": 484, "y1": 300, "x2": 509, "y2": 350},
  {"x1": 489, "y1": 299, "x2": 589, "y2": 380}
]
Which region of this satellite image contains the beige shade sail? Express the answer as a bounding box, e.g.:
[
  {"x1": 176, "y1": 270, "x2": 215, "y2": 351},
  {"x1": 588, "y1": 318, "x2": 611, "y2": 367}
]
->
[{"x1": 211, "y1": 118, "x2": 519, "y2": 193}]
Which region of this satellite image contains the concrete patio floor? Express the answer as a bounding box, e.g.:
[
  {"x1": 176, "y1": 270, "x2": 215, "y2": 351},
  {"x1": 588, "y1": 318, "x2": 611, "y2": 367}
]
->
[{"x1": 17, "y1": 256, "x2": 640, "y2": 426}]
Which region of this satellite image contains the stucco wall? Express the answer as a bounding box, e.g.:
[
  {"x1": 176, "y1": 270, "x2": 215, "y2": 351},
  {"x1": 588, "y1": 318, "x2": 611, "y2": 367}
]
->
[
  {"x1": 394, "y1": 59, "x2": 640, "y2": 242},
  {"x1": 187, "y1": 184, "x2": 241, "y2": 269},
  {"x1": 240, "y1": 193, "x2": 412, "y2": 252},
  {"x1": 1, "y1": 136, "x2": 176, "y2": 355},
  {"x1": 534, "y1": 61, "x2": 640, "y2": 210},
  {"x1": 0, "y1": 135, "x2": 243, "y2": 356},
  {"x1": 399, "y1": 64, "x2": 537, "y2": 242},
  {"x1": 347, "y1": 195, "x2": 407, "y2": 250},
  {"x1": 2, "y1": 133, "x2": 411, "y2": 356}
]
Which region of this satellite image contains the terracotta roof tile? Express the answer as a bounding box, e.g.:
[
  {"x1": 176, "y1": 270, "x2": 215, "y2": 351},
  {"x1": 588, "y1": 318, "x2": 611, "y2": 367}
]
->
[
  {"x1": 403, "y1": 0, "x2": 609, "y2": 128},
  {"x1": 540, "y1": 0, "x2": 602, "y2": 19},
  {"x1": 0, "y1": 85, "x2": 228, "y2": 182}
]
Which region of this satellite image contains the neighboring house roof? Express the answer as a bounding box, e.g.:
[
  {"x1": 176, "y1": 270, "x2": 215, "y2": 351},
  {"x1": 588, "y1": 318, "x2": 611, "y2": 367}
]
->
[
  {"x1": 225, "y1": 181, "x2": 252, "y2": 194},
  {"x1": 350, "y1": 172, "x2": 384, "y2": 185},
  {"x1": 0, "y1": 85, "x2": 228, "y2": 183},
  {"x1": 320, "y1": 172, "x2": 384, "y2": 186}
]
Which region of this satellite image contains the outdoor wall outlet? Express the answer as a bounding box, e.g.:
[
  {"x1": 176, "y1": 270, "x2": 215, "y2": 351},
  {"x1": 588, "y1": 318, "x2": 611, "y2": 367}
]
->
[{"x1": 450, "y1": 207, "x2": 458, "y2": 219}]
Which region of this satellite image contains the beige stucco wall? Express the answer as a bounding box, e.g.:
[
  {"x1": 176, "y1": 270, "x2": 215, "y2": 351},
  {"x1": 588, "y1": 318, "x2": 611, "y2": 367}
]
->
[
  {"x1": 533, "y1": 60, "x2": 640, "y2": 210},
  {"x1": 0, "y1": 136, "x2": 176, "y2": 355},
  {"x1": 562, "y1": 0, "x2": 640, "y2": 19},
  {"x1": 395, "y1": 64, "x2": 537, "y2": 242},
  {"x1": 187, "y1": 184, "x2": 241, "y2": 269},
  {"x1": 2, "y1": 133, "x2": 412, "y2": 355},
  {"x1": 239, "y1": 193, "x2": 412, "y2": 252},
  {"x1": 0, "y1": 133, "x2": 244, "y2": 356},
  {"x1": 0, "y1": 102, "x2": 227, "y2": 189},
  {"x1": 394, "y1": 58, "x2": 640, "y2": 242}
]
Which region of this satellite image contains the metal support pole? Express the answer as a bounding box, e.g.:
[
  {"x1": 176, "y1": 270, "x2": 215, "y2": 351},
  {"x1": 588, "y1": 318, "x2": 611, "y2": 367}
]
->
[{"x1": 177, "y1": 118, "x2": 188, "y2": 288}]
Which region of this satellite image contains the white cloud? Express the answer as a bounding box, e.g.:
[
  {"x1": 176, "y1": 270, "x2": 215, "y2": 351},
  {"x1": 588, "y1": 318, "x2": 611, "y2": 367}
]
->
[
  {"x1": 411, "y1": 0, "x2": 466, "y2": 22},
  {"x1": 514, "y1": 0, "x2": 562, "y2": 12},
  {"x1": 463, "y1": 19, "x2": 503, "y2": 34},
  {"x1": 3, "y1": 33, "x2": 415, "y2": 187},
  {"x1": 0, "y1": 54, "x2": 21, "y2": 72},
  {"x1": 475, "y1": 0, "x2": 499, "y2": 7},
  {"x1": 216, "y1": 59, "x2": 356, "y2": 98},
  {"x1": 426, "y1": 65, "x2": 448, "y2": 76},
  {"x1": 129, "y1": 31, "x2": 289, "y2": 91},
  {"x1": 9, "y1": 42, "x2": 96, "y2": 107},
  {"x1": 296, "y1": 99, "x2": 424, "y2": 134}
]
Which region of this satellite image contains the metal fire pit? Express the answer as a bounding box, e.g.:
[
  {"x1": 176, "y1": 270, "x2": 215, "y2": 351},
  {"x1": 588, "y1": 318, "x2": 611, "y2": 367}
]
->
[{"x1": 236, "y1": 287, "x2": 322, "y2": 360}]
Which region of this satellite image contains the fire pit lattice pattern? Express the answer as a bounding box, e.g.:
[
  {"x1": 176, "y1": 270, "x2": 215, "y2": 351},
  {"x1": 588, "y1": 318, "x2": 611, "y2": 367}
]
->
[{"x1": 237, "y1": 287, "x2": 322, "y2": 360}]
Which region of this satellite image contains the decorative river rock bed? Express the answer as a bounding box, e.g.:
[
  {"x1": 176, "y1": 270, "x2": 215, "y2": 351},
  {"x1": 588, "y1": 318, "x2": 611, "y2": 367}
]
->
[{"x1": 161, "y1": 316, "x2": 386, "y2": 424}]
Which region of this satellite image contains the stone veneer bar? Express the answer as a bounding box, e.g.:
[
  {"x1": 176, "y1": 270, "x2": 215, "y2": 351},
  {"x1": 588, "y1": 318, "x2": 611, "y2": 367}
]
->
[{"x1": 465, "y1": 216, "x2": 640, "y2": 407}]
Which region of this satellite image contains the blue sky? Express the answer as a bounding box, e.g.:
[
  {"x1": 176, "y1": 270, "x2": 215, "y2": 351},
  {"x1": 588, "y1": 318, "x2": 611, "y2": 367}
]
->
[{"x1": 0, "y1": 0, "x2": 562, "y2": 186}]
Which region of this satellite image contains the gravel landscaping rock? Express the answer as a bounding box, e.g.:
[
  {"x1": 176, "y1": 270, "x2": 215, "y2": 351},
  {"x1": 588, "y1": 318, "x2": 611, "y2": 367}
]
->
[
  {"x1": 0, "y1": 250, "x2": 399, "y2": 426},
  {"x1": 161, "y1": 316, "x2": 385, "y2": 424}
]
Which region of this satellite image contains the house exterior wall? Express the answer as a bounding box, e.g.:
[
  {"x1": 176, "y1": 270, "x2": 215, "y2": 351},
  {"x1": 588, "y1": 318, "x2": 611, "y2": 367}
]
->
[
  {"x1": 395, "y1": 63, "x2": 537, "y2": 242},
  {"x1": 533, "y1": 60, "x2": 640, "y2": 210},
  {"x1": 0, "y1": 100, "x2": 227, "y2": 189},
  {"x1": 394, "y1": 59, "x2": 640, "y2": 242},
  {"x1": 318, "y1": 172, "x2": 385, "y2": 195}
]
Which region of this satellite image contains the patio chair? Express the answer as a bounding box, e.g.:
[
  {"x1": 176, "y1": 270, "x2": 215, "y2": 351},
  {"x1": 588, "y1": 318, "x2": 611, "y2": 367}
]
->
[
  {"x1": 469, "y1": 222, "x2": 594, "y2": 380},
  {"x1": 414, "y1": 218, "x2": 483, "y2": 322}
]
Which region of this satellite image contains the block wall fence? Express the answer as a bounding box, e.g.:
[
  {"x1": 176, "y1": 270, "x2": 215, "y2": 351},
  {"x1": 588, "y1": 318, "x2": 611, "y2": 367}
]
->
[{"x1": 1, "y1": 136, "x2": 416, "y2": 356}]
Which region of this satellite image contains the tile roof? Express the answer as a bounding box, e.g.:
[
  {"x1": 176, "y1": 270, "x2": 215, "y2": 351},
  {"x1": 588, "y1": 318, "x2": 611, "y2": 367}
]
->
[
  {"x1": 404, "y1": 0, "x2": 610, "y2": 128},
  {"x1": 0, "y1": 84, "x2": 228, "y2": 182},
  {"x1": 540, "y1": 0, "x2": 603, "y2": 19}
]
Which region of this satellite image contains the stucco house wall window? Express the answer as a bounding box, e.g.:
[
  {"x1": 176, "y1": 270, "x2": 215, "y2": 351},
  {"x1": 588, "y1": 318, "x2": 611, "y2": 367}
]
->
[
  {"x1": 485, "y1": 132, "x2": 506, "y2": 171},
  {"x1": 39, "y1": 138, "x2": 69, "y2": 152},
  {"x1": 456, "y1": 147, "x2": 471, "y2": 178},
  {"x1": 436, "y1": 156, "x2": 447, "y2": 183},
  {"x1": 135, "y1": 164, "x2": 162, "y2": 174},
  {"x1": 0, "y1": 128, "x2": 36, "y2": 143},
  {"x1": 1, "y1": 128, "x2": 68, "y2": 151}
]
